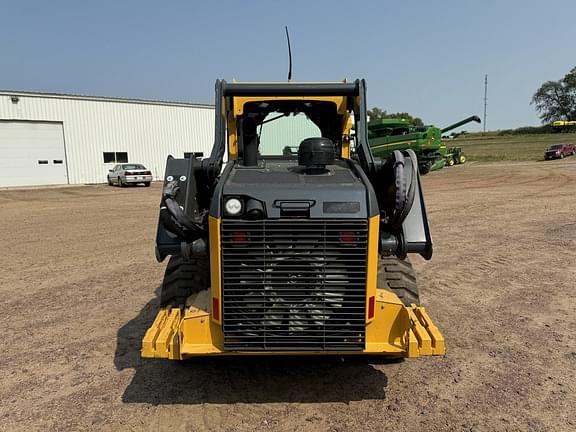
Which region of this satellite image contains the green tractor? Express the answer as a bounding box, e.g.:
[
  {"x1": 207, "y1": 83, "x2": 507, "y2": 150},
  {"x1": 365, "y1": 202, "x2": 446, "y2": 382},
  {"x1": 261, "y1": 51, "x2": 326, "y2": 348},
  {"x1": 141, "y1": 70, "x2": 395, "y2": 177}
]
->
[
  {"x1": 368, "y1": 115, "x2": 480, "y2": 175},
  {"x1": 445, "y1": 146, "x2": 467, "y2": 166}
]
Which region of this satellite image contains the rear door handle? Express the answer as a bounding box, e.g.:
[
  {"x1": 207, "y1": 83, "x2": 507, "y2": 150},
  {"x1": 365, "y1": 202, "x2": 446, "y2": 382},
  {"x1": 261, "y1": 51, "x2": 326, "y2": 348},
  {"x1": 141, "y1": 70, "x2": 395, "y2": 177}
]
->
[{"x1": 275, "y1": 200, "x2": 315, "y2": 217}]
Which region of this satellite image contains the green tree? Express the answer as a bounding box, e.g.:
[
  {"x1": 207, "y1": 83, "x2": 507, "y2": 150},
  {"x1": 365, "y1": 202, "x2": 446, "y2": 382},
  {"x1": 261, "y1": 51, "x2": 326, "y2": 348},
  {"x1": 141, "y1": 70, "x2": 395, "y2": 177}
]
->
[
  {"x1": 563, "y1": 66, "x2": 576, "y2": 88},
  {"x1": 367, "y1": 107, "x2": 386, "y2": 120},
  {"x1": 531, "y1": 67, "x2": 576, "y2": 123},
  {"x1": 368, "y1": 107, "x2": 424, "y2": 126}
]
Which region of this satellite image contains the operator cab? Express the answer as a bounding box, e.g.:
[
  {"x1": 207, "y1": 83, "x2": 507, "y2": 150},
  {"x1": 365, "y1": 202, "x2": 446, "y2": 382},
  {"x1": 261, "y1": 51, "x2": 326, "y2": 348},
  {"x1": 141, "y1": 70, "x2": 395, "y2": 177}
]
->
[{"x1": 233, "y1": 99, "x2": 353, "y2": 167}]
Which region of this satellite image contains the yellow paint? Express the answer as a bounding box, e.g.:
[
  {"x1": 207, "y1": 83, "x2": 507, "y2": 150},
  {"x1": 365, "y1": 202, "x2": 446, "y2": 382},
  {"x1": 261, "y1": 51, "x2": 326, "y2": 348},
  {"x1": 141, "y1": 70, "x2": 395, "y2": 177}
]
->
[
  {"x1": 341, "y1": 137, "x2": 350, "y2": 159},
  {"x1": 407, "y1": 328, "x2": 419, "y2": 357},
  {"x1": 365, "y1": 215, "x2": 379, "y2": 322},
  {"x1": 227, "y1": 112, "x2": 238, "y2": 160},
  {"x1": 409, "y1": 306, "x2": 445, "y2": 356},
  {"x1": 365, "y1": 289, "x2": 410, "y2": 353},
  {"x1": 142, "y1": 291, "x2": 445, "y2": 358},
  {"x1": 141, "y1": 308, "x2": 182, "y2": 359},
  {"x1": 232, "y1": 95, "x2": 348, "y2": 116},
  {"x1": 341, "y1": 114, "x2": 353, "y2": 159},
  {"x1": 408, "y1": 309, "x2": 432, "y2": 355},
  {"x1": 209, "y1": 216, "x2": 222, "y2": 324},
  {"x1": 141, "y1": 309, "x2": 167, "y2": 357},
  {"x1": 180, "y1": 303, "x2": 224, "y2": 355}
]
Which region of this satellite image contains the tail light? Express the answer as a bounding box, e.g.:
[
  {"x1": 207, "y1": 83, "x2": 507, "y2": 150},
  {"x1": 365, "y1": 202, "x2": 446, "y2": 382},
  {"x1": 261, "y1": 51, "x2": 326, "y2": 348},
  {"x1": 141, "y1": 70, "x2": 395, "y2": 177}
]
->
[
  {"x1": 339, "y1": 231, "x2": 358, "y2": 246},
  {"x1": 368, "y1": 295, "x2": 375, "y2": 319},
  {"x1": 212, "y1": 297, "x2": 220, "y2": 321},
  {"x1": 144, "y1": 171, "x2": 151, "y2": 175},
  {"x1": 231, "y1": 231, "x2": 248, "y2": 246}
]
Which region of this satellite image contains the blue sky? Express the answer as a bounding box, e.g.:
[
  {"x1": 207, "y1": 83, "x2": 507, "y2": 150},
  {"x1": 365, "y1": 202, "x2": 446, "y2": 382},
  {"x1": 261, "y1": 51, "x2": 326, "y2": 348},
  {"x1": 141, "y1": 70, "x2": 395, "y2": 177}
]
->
[{"x1": 2, "y1": 0, "x2": 575, "y2": 130}]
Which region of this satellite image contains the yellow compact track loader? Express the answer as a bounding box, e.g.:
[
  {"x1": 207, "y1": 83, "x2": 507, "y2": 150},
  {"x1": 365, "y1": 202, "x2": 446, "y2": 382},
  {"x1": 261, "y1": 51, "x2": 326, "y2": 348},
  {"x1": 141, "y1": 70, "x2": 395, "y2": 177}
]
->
[{"x1": 142, "y1": 80, "x2": 445, "y2": 359}]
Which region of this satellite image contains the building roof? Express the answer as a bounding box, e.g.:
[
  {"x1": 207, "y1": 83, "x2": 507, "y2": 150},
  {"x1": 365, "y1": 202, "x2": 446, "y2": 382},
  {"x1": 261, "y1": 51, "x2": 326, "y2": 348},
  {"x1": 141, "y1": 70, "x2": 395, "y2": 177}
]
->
[{"x1": 0, "y1": 89, "x2": 214, "y2": 109}]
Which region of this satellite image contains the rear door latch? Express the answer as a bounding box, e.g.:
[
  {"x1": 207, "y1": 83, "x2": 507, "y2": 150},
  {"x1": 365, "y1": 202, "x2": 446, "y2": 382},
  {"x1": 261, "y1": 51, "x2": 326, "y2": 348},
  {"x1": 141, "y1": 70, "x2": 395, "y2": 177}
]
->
[{"x1": 275, "y1": 200, "x2": 315, "y2": 218}]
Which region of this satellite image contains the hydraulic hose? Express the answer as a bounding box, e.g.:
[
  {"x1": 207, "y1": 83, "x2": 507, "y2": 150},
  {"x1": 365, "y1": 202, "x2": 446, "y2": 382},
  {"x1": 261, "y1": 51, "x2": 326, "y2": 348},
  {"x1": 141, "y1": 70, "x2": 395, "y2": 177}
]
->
[{"x1": 161, "y1": 181, "x2": 205, "y2": 240}]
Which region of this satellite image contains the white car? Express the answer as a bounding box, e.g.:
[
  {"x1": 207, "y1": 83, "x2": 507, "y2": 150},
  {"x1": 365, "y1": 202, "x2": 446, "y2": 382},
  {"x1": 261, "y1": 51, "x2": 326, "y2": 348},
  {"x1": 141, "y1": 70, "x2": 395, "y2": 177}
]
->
[{"x1": 107, "y1": 164, "x2": 153, "y2": 187}]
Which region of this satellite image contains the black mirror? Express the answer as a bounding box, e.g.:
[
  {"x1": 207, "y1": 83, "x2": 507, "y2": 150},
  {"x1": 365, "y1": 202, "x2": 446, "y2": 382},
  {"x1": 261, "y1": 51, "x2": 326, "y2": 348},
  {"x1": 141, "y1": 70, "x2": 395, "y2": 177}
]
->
[{"x1": 108, "y1": 169, "x2": 113, "y2": 173}]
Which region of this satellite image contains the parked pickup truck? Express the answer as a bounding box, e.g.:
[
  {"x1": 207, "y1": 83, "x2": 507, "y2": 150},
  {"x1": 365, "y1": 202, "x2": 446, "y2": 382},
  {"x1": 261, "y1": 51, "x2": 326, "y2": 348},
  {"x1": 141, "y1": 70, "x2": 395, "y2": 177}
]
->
[{"x1": 544, "y1": 143, "x2": 575, "y2": 160}]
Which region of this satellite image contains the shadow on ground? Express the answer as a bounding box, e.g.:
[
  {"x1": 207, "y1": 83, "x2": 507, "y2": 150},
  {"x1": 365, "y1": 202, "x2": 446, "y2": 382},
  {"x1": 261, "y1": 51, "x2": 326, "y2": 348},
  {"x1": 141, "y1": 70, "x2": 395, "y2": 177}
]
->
[{"x1": 115, "y1": 288, "x2": 392, "y2": 405}]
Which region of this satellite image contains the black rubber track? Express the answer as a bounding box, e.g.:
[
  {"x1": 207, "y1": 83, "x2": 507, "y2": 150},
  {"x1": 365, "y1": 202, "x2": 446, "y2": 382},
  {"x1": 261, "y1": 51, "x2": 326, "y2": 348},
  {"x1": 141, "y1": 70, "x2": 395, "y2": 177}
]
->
[
  {"x1": 160, "y1": 255, "x2": 211, "y2": 307},
  {"x1": 377, "y1": 256, "x2": 420, "y2": 306}
]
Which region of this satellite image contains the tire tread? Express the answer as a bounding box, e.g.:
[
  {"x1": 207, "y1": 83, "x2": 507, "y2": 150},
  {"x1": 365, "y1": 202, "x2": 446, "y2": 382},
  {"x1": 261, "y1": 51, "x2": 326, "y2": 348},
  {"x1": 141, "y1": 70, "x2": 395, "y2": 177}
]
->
[
  {"x1": 377, "y1": 256, "x2": 420, "y2": 306},
  {"x1": 160, "y1": 255, "x2": 210, "y2": 307}
]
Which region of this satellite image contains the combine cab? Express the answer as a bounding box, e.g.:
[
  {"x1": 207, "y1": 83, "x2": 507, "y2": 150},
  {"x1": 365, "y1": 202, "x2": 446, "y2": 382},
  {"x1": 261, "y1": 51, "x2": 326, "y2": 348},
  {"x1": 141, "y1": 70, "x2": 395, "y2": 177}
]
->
[{"x1": 142, "y1": 80, "x2": 445, "y2": 360}]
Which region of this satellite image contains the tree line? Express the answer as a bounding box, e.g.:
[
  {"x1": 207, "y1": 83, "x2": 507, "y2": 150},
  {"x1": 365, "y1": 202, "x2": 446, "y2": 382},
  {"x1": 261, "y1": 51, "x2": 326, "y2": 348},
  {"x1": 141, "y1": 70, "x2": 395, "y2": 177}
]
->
[
  {"x1": 367, "y1": 107, "x2": 424, "y2": 126},
  {"x1": 532, "y1": 67, "x2": 576, "y2": 123}
]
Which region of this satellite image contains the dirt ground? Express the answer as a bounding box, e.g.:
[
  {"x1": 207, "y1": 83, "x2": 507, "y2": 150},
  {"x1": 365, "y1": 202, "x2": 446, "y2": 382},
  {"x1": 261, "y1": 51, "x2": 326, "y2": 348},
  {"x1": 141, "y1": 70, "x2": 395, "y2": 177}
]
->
[{"x1": 1, "y1": 159, "x2": 575, "y2": 432}]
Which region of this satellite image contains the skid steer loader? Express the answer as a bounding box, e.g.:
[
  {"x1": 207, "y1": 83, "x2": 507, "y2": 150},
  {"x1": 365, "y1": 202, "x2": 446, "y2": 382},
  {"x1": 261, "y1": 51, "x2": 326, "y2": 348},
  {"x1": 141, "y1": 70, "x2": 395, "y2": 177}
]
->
[{"x1": 142, "y1": 80, "x2": 445, "y2": 359}]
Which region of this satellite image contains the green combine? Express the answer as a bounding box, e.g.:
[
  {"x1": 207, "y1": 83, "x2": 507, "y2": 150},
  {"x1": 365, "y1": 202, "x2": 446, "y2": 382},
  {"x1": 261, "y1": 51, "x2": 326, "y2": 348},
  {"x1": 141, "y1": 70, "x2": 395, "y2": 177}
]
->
[{"x1": 368, "y1": 115, "x2": 481, "y2": 174}]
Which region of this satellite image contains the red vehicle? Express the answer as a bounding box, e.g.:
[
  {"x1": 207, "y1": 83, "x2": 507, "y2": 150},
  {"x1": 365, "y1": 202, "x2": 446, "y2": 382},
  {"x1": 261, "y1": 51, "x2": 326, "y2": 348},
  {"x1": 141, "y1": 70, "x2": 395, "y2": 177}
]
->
[{"x1": 544, "y1": 143, "x2": 575, "y2": 160}]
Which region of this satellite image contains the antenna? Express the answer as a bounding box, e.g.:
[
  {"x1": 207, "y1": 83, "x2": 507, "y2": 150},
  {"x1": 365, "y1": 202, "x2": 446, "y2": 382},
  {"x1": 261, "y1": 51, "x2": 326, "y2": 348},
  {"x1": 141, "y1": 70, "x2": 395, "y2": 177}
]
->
[{"x1": 285, "y1": 26, "x2": 292, "y2": 81}]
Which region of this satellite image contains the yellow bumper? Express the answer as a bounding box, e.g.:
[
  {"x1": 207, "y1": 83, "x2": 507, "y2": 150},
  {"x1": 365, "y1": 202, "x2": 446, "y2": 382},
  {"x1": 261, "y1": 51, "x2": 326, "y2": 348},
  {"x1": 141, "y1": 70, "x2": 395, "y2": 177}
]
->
[{"x1": 141, "y1": 289, "x2": 445, "y2": 360}]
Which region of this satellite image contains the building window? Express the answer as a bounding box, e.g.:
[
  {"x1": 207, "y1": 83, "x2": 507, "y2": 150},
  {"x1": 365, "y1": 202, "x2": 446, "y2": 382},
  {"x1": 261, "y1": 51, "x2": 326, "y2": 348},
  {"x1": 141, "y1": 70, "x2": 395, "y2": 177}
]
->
[
  {"x1": 103, "y1": 152, "x2": 116, "y2": 163},
  {"x1": 103, "y1": 152, "x2": 129, "y2": 163},
  {"x1": 53, "y1": 160, "x2": 63, "y2": 164},
  {"x1": 38, "y1": 160, "x2": 48, "y2": 164},
  {"x1": 184, "y1": 152, "x2": 204, "y2": 159}
]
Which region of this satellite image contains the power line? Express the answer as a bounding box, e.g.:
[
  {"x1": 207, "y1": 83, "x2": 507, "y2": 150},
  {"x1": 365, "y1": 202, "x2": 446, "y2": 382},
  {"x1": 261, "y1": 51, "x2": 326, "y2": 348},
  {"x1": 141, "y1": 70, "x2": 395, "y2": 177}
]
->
[{"x1": 483, "y1": 74, "x2": 488, "y2": 132}]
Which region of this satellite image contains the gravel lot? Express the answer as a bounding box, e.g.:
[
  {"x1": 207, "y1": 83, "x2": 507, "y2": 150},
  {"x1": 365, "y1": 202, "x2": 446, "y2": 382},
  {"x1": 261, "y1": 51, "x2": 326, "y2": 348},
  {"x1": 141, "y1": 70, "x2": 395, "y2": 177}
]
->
[{"x1": 1, "y1": 160, "x2": 575, "y2": 431}]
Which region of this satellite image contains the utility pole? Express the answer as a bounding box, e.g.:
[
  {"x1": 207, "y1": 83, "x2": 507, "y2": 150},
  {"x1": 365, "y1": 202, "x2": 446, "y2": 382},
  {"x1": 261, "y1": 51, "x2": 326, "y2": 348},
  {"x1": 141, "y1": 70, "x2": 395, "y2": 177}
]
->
[{"x1": 483, "y1": 74, "x2": 488, "y2": 133}]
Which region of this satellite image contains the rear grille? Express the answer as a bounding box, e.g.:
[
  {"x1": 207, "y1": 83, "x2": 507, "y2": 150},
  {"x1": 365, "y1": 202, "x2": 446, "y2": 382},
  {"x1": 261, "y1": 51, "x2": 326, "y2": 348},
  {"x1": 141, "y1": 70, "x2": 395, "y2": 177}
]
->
[{"x1": 221, "y1": 219, "x2": 368, "y2": 351}]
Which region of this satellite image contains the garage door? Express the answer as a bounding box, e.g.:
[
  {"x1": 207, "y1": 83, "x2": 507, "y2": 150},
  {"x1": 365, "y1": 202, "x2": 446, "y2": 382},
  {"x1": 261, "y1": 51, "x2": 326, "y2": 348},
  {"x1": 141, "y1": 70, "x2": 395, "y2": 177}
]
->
[{"x1": 0, "y1": 121, "x2": 68, "y2": 187}]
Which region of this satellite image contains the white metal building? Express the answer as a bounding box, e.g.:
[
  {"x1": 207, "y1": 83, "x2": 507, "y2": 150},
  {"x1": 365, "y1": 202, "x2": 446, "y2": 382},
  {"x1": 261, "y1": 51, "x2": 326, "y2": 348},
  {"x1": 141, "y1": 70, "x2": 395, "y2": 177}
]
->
[{"x1": 0, "y1": 91, "x2": 215, "y2": 187}]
